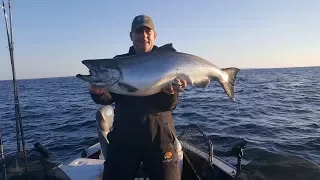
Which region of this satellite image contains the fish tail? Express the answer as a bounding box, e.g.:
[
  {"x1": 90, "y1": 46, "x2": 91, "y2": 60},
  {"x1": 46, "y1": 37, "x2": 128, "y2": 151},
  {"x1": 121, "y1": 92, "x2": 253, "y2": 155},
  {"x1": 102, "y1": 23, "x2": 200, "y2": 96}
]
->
[{"x1": 219, "y1": 68, "x2": 240, "y2": 100}]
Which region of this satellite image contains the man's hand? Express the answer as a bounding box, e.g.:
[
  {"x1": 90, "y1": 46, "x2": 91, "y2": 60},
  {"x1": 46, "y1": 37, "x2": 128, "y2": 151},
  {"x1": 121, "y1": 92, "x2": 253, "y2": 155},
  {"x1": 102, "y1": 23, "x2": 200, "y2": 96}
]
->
[
  {"x1": 162, "y1": 78, "x2": 187, "y2": 94},
  {"x1": 89, "y1": 84, "x2": 107, "y2": 95}
]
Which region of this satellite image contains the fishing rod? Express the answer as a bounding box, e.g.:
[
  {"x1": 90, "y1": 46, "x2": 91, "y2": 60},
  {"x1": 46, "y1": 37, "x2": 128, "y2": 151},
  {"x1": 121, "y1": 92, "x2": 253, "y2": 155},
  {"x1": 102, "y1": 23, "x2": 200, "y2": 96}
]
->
[
  {"x1": 1, "y1": 0, "x2": 28, "y2": 170},
  {"x1": 0, "y1": 128, "x2": 7, "y2": 180}
]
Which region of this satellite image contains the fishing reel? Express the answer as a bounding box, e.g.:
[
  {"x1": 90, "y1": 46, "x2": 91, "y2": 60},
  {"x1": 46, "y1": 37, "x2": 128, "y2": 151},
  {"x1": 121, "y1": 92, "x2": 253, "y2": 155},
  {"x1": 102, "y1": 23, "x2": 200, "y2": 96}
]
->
[
  {"x1": 34, "y1": 142, "x2": 54, "y2": 160},
  {"x1": 225, "y1": 140, "x2": 247, "y2": 176}
]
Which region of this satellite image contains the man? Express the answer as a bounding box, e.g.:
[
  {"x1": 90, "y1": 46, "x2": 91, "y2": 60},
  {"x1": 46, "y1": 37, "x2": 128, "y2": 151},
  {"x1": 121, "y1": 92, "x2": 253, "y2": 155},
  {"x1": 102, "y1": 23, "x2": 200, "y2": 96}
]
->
[{"x1": 89, "y1": 15, "x2": 187, "y2": 180}]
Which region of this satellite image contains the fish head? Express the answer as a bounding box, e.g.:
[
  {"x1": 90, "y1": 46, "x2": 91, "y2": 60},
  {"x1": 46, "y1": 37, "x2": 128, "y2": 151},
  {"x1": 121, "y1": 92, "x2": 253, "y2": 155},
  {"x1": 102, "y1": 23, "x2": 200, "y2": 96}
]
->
[
  {"x1": 76, "y1": 69, "x2": 106, "y2": 87},
  {"x1": 76, "y1": 60, "x2": 121, "y2": 88}
]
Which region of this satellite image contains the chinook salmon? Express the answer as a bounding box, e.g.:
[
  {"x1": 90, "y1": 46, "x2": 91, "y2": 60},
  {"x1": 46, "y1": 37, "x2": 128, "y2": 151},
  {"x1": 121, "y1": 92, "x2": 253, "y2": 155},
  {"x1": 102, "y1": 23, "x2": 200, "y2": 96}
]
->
[{"x1": 76, "y1": 44, "x2": 240, "y2": 100}]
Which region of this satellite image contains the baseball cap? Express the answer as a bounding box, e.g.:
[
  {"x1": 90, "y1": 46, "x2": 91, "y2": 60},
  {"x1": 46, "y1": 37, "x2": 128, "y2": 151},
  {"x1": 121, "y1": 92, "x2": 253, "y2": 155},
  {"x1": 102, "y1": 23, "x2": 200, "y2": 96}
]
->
[{"x1": 131, "y1": 15, "x2": 155, "y2": 32}]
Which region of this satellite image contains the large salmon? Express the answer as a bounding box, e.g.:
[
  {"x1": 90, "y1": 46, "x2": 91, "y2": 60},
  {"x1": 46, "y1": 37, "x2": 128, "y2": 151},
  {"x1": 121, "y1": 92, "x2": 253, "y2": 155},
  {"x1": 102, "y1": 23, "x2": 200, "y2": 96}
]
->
[{"x1": 76, "y1": 44, "x2": 240, "y2": 100}]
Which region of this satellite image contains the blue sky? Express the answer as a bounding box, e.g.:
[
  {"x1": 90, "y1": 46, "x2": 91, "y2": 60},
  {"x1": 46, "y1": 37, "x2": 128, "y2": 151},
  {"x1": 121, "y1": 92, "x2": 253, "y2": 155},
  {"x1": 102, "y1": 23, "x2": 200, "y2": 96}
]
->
[{"x1": 0, "y1": 0, "x2": 319, "y2": 80}]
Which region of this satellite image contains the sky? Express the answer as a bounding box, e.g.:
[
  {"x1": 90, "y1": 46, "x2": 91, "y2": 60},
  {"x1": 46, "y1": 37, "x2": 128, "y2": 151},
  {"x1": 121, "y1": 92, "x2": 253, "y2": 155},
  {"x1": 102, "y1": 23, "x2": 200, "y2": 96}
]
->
[{"x1": 0, "y1": 0, "x2": 319, "y2": 80}]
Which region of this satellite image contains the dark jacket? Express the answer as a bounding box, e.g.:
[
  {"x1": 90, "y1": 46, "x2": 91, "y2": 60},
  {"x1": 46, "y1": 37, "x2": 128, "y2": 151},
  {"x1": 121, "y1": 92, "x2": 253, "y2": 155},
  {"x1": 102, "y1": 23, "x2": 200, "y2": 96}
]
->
[{"x1": 90, "y1": 45, "x2": 179, "y2": 146}]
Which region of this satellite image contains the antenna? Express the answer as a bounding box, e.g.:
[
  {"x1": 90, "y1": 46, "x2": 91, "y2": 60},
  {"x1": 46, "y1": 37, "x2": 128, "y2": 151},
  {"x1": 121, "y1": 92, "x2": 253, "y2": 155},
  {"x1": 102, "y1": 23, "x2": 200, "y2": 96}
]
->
[{"x1": 1, "y1": 0, "x2": 28, "y2": 170}]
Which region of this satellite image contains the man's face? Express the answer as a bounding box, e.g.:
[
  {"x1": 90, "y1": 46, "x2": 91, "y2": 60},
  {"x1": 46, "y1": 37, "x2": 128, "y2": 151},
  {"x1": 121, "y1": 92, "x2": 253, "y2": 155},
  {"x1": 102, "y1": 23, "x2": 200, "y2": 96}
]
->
[{"x1": 130, "y1": 26, "x2": 157, "y2": 53}]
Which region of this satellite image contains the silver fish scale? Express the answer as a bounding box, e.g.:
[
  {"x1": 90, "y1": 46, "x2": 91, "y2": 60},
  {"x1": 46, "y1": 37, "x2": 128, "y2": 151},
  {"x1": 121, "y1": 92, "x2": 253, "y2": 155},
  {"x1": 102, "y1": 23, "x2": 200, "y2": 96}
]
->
[{"x1": 106, "y1": 50, "x2": 225, "y2": 95}]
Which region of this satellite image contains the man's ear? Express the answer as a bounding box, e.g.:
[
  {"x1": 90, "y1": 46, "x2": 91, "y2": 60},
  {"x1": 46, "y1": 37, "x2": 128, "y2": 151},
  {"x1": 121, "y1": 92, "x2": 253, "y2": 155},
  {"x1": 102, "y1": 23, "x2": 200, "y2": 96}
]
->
[{"x1": 154, "y1": 31, "x2": 157, "y2": 40}]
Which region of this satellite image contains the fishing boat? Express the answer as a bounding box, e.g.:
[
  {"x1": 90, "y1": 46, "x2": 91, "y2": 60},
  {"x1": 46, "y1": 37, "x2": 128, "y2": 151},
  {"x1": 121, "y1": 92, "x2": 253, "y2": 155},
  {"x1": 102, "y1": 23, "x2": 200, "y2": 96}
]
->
[
  {"x1": 1, "y1": 1, "x2": 319, "y2": 179},
  {"x1": 57, "y1": 105, "x2": 243, "y2": 180},
  {"x1": 0, "y1": 1, "x2": 244, "y2": 179},
  {"x1": 0, "y1": 103, "x2": 245, "y2": 180},
  {"x1": 0, "y1": 1, "x2": 242, "y2": 179}
]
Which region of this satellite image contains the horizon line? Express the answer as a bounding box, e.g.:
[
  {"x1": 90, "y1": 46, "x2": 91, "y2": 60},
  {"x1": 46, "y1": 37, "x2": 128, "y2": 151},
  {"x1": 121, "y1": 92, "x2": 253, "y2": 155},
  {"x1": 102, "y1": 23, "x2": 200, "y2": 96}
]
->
[{"x1": 0, "y1": 65, "x2": 319, "y2": 81}]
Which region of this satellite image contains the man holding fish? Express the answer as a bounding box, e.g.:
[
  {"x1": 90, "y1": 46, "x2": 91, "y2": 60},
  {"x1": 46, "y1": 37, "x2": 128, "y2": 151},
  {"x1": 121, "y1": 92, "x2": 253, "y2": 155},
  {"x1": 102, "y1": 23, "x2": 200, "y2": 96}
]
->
[
  {"x1": 89, "y1": 15, "x2": 187, "y2": 180},
  {"x1": 78, "y1": 12, "x2": 240, "y2": 179}
]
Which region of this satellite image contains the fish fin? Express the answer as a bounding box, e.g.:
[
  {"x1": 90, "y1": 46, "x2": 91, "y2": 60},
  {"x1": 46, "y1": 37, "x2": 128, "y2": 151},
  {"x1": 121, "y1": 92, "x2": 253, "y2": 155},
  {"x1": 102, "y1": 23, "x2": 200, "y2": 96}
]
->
[
  {"x1": 118, "y1": 82, "x2": 139, "y2": 92},
  {"x1": 220, "y1": 68, "x2": 240, "y2": 100},
  {"x1": 178, "y1": 89, "x2": 188, "y2": 93},
  {"x1": 194, "y1": 78, "x2": 210, "y2": 88},
  {"x1": 158, "y1": 43, "x2": 177, "y2": 52}
]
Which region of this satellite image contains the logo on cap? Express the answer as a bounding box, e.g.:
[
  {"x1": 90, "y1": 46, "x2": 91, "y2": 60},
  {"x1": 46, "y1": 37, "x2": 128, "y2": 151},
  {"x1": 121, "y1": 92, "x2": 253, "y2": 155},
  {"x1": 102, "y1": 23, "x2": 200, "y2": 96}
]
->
[{"x1": 137, "y1": 16, "x2": 149, "y2": 23}]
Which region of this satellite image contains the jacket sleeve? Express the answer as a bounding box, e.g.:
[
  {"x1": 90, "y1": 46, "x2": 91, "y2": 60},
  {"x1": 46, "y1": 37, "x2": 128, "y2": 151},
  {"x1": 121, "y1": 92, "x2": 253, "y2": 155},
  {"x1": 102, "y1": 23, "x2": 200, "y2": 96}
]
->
[
  {"x1": 148, "y1": 91, "x2": 179, "y2": 111},
  {"x1": 90, "y1": 91, "x2": 117, "y2": 105}
]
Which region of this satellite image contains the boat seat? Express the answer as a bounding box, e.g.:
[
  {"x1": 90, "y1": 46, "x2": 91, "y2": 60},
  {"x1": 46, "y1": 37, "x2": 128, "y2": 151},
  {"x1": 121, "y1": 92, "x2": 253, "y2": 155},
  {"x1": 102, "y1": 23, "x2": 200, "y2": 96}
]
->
[{"x1": 96, "y1": 105, "x2": 114, "y2": 159}]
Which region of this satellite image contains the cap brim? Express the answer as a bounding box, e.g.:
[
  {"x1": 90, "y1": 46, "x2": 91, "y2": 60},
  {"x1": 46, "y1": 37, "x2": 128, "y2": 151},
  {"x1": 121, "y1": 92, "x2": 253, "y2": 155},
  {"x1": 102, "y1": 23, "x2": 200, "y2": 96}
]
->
[{"x1": 132, "y1": 24, "x2": 154, "y2": 32}]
